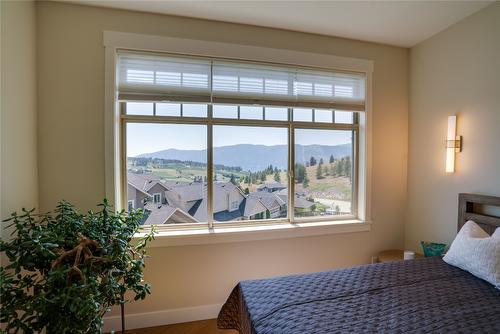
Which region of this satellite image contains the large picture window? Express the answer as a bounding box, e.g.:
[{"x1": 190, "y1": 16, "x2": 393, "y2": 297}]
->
[{"x1": 118, "y1": 51, "x2": 365, "y2": 228}]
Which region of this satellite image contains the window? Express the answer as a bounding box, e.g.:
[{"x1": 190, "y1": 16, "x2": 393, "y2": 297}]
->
[
  {"x1": 294, "y1": 129, "x2": 354, "y2": 218},
  {"x1": 128, "y1": 200, "x2": 134, "y2": 212},
  {"x1": 213, "y1": 125, "x2": 288, "y2": 223},
  {"x1": 118, "y1": 51, "x2": 366, "y2": 229},
  {"x1": 153, "y1": 193, "x2": 161, "y2": 204},
  {"x1": 126, "y1": 123, "x2": 207, "y2": 225}
]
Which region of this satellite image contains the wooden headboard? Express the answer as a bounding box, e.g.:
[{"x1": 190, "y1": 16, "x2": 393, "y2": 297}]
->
[{"x1": 458, "y1": 193, "x2": 500, "y2": 235}]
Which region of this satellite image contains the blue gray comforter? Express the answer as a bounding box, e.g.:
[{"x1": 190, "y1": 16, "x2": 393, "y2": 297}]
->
[{"x1": 217, "y1": 257, "x2": 500, "y2": 333}]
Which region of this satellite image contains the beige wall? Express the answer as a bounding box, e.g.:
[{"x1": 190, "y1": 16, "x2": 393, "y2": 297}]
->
[
  {"x1": 36, "y1": 1, "x2": 408, "y2": 319},
  {"x1": 0, "y1": 0, "x2": 38, "y2": 228},
  {"x1": 406, "y1": 2, "x2": 500, "y2": 251}
]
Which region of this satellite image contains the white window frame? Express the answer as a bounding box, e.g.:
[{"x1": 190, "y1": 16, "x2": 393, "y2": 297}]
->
[
  {"x1": 104, "y1": 31, "x2": 373, "y2": 246},
  {"x1": 153, "y1": 193, "x2": 161, "y2": 204}
]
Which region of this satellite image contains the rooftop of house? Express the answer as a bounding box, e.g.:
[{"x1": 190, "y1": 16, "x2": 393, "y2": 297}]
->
[
  {"x1": 143, "y1": 202, "x2": 196, "y2": 225},
  {"x1": 257, "y1": 181, "x2": 287, "y2": 191},
  {"x1": 168, "y1": 182, "x2": 204, "y2": 202},
  {"x1": 275, "y1": 188, "x2": 314, "y2": 209},
  {"x1": 128, "y1": 172, "x2": 314, "y2": 224},
  {"x1": 248, "y1": 191, "x2": 286, "y2": 209},
  {"x1": 128, "y1": 172, "x2": 165, "y2": 193}
]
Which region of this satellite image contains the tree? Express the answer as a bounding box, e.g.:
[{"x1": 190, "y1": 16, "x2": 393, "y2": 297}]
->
[
  {"x1": 295, "y1": 163, "x2": 306, "y2": 183},
  {"x1": 0, "y1": 201, "x2": 155, "y2": 333},
  {"x1": 260, "y1": 172, "x2": 266, "y2": 182},
  {"x1": 319, "y1": 158, "x2": 324, "y2": 165},
  {"x1": 244, "y1": 187, "x2": 250, "y2": 195},
  {"x1": 309, "y1": 156, "x2": 317, "y2": 166},
  {"x1": 229, "y1": 174, "x2": 236, "y2": 185},
  {"x1": 274, "y1": 171, "x2": 281, "y2": 182},
  {"x1": 344, "y1": 156, "x2": 352, "y2": 178},
  {"x1": 329, "y1": 165, "x2": 335, "y2": 176},
  {"x1": 302, "y1": 174, "x2": 310, "y2": 188},
  {"x1": 329, "y1": 154, "x2": 335, "y2": 164},
  {"x1": 335, "y1": 159, "x2": 343, "y2": 176},
  {"x1": 316, "y1": 164, "x2": 324, "y2": 179}
]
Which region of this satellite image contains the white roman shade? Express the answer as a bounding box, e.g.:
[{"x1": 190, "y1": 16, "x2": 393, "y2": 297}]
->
[{"x1": 117, "y1": 51, "x2": 366, "y2": 111}]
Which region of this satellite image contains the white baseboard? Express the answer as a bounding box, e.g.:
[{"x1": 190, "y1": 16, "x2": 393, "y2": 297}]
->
[{"x1": 103, "y1": 303, "x2": 223, "y2": 332}]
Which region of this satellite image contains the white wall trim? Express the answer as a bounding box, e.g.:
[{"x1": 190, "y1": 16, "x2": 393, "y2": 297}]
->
[
  {"x1": 103, "y1": 31, "x2": 374, "y2": 73},
  {"x1": 103, "y1": 303, "x2": 223, "y2": 332},
  {"x1": 137, "y1": 220, "x2": 372, "y2": 248},
  {"x1": 104, "y1": 46, "x2": 120, "y2": 208}
]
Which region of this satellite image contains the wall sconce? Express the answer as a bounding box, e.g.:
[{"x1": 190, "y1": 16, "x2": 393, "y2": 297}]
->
[{"x1": 445, "y1": 115, "x2": 462, "y2": 173}]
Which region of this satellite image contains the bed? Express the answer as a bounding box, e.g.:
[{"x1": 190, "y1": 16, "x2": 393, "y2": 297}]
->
[{"x1": 217, "y1": 193, "x2": 500, "y2": 333}]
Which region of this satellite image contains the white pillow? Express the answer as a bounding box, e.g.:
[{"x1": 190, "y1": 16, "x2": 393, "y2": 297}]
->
[{"x1": 443, "y1": 220, "x2": 500, "y2": 289}]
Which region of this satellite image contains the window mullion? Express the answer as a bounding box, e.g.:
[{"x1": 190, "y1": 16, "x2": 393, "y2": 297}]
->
[
  {"x1": 288, "y1": 110, "x2": 295, "y2": 223},
  {"x1": 207, "y1": 104, "x2": 214, "y2": 228}
]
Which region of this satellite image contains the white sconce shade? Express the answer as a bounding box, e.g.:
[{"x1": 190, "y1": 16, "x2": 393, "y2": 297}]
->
[
  {"x1": 446, "y1": 116, "x2": 456, "y2": 173},
  {"x1": 445, "y1": 115, "x2": 462, "y2": 173}
]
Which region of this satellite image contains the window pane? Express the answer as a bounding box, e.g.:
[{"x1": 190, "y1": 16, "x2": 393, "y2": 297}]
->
[
  {"x1": 293, "y1": 108, "x2": 313, "y2": 122},
  {"x1": 126, "y1": 123, "x2": 207, "y2": 225},
  {"x1": 240, "y1": 106, "x2": 263, "y2": 120},
  {"x1": 314, "y1": 109, "x2": 333, "y2": 123},
  {"x1": 213, "y1": 125, "x2": 288, "y2": 223},
  {"x1": 183, "y1": 104, "x2": 207, "y2": 117},
  {"x1": 156, "y1": 103, "x2": 181, "y2": 117},
  {"x1": 265, "y1": 107, "x2": 288, "y2": 121},
  {"x1": 294, "y1": 129, "x2": 353, "y2": 218},
  {"x1": 126, "y1": 102, "x2": 153, "y2": 115},
  {"x1": 335, "y1": 111, "x2": 354, "y2": 124},
  {"x1": 213, "y1": 105, "x2": 238, "y2": 119}
]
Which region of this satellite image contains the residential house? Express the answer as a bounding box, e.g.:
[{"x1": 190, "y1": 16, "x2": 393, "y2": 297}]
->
[
  {"x1": 276, "y1": 188, "x2": 315, "y2": 210},
  {"x1": 127, "y1": 172, "x2": 166, "y2": 210},
  {"x1": 257, "y1": 181, "x2": 287, "y2": 193},
  {"x1": 248, "y1": 191, "x2": 286, "y2": 218},
  {"x1": 127, "y1": 172, "x2": 271, "y2": 224}
]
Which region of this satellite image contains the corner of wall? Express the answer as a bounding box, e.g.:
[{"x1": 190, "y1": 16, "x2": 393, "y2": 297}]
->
[{"x1": 0, "y1": 0, "x2": 39, "y2": 232}]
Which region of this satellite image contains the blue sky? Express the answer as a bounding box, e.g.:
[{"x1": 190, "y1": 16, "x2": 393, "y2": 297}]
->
[
  {"x1": 125, "y1": 103, "x2": 353, "y2": 156},
  {"x1": 127, "y1": 123, "x2": 352, "y2": 157}
]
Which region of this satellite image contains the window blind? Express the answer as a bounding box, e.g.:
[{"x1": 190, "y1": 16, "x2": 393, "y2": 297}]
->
[{"x1": 117, "y1": 51, "x2": 366, "y2": 111}]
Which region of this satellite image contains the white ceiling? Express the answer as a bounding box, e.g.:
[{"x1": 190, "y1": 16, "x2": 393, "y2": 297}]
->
[{"x1": 62, "y1": 0, "x2": 493, "y2": 47}]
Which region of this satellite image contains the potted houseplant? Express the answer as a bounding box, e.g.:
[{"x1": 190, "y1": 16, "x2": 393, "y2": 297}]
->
[{"x1": 0, "y1": 200, "x2": 155, "y2": 334}]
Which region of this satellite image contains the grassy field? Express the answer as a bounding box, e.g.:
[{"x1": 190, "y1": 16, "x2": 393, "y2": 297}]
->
[
  {"x1": 129, "y1": 161, "x2": 249, "y2": 183},
  {"x1": 296, "y1": 164, "x2": 352, "y2": 201}
]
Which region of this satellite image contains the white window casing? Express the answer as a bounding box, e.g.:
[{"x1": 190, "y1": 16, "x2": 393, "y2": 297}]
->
[{"x1": 104, "y1": 31, "x2": 373, "y2": 245}]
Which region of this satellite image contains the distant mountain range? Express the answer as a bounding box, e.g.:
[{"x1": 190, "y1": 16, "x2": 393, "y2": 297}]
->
[{"x1": 137, "y1": 144, "x2": 351, "y2": 172}]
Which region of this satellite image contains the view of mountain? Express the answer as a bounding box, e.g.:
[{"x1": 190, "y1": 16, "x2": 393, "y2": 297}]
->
[{"x1": 137, "y1": 144, "x2": 351, "y2": 172}]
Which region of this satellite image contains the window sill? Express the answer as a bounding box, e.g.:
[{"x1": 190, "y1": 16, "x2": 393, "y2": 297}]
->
[{"x1": 134, "y1": 220, "x2": 371, "y2": 247}]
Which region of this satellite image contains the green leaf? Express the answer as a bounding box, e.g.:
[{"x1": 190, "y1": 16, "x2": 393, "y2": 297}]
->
[{"x1": 1, "y1": 199, "x2": 156, "y2": 333}]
